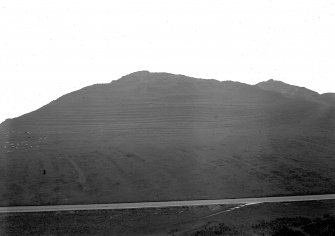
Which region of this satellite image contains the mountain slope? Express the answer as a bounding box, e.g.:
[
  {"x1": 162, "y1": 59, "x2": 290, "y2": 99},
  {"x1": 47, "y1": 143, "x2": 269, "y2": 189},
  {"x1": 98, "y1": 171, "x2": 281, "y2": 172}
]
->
[
  {"x1": 256, "y1": 79, "x2": 320, "y2": 99},
  {"x1": 321, "y1": 93, "x2": 335, "y2": 104},
  {"x1": 1, "y1": 71, "x2": 335, "y2": 206}
]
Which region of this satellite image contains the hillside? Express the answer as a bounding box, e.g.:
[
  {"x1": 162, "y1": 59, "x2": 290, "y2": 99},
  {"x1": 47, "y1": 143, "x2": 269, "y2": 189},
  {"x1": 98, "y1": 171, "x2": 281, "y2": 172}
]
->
[
  {"x1": 256, "y1": 79, "x2": 320, "y2": 99},
  {"x1": 321, "y1": 93, "x2": 335, "y2": 104},
  {"x1": 1, "y1": 71, "x2": 335, "y2": 206}
]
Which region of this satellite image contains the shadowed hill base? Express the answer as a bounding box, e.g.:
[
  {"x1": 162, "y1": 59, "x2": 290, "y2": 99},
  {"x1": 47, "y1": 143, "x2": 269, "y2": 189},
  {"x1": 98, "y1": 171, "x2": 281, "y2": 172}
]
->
[{"x1": 0, "y1": 71, "x2": 335, "y2": 206}]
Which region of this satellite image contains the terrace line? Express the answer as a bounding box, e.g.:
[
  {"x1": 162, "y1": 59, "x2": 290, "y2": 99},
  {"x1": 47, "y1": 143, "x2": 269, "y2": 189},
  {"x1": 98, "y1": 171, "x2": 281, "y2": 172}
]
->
[{"x1": 1, "y1": 193, "x2": 335, "y2": 213}]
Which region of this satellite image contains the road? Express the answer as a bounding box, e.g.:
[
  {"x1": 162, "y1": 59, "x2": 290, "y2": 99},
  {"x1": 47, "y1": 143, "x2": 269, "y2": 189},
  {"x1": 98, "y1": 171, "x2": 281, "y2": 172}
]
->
[{"x1": 1, "y1": 194, "x2": 335, "y2": 213}]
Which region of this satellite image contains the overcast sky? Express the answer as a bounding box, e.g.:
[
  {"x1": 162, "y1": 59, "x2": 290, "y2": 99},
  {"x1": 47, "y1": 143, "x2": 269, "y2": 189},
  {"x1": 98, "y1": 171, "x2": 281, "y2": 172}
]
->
[{"x1": 1, "y1": 0, "x2": 335, "y2": 122}]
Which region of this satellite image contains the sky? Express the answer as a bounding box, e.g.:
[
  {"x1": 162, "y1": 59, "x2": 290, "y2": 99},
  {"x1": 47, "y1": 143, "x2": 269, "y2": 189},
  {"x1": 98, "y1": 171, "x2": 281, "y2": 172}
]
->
[{"x1": 1, "y1": 0, "x2": 335, "y2": 123}]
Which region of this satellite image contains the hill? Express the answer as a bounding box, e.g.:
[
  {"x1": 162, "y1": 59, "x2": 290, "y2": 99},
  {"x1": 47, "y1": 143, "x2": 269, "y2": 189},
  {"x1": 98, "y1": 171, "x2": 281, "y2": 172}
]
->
[
  {"x1": 321, "y1": 93, "x2": 335, "y2": 104},
  {"x1": 256, "y1": 79, "x2": 319, "y2": 99},
  {"x1": 1, "y1": 71, "x2": 335, "y2": 206}
]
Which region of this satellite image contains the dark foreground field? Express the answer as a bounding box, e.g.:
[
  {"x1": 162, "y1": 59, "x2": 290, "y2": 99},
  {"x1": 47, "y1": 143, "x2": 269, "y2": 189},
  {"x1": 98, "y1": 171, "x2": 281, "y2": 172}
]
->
[{"x1": 1, "y1": 200, "x2": 335, "y2": 235}]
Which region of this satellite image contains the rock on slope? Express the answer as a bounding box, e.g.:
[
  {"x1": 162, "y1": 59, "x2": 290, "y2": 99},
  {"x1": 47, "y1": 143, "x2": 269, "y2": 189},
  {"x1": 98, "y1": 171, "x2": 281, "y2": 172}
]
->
[{"x1": 1, "y1": 71, "x2": 335, "y2": 206}]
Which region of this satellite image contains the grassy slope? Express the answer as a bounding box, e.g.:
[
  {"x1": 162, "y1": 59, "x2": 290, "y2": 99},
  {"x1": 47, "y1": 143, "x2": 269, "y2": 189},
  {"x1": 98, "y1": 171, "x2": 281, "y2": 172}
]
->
[{"x1": 0, "y1": 71, "x2": 335, "y2": 206}]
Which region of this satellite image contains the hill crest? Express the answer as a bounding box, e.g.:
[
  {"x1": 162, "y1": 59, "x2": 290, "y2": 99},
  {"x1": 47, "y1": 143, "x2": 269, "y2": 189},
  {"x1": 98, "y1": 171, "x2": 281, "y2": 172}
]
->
[{"x1": 256, "y1": 79, "x2": 319, "y2": 98}]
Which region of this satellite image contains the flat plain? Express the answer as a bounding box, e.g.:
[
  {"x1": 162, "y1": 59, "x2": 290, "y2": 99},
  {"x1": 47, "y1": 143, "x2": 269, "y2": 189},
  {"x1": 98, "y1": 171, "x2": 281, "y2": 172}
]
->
[{"x1": 1, "y1": 200, "x2": 335, "y2": 235}]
